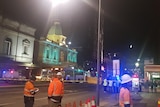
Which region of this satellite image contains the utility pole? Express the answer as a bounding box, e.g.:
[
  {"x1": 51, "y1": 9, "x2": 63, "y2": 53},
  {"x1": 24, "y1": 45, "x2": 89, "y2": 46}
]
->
[{"x1": 96, "y1": 0, "x2": 101, "y2": 106}]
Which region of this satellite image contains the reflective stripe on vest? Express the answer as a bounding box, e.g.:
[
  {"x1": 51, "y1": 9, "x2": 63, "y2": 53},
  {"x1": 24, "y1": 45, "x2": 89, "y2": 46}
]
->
[
  {"x1": 24, "y1": 88, "x2": 30, "y2": 92},
  {"x1": 124, "y1": 101, "x2": 130, "y2": 104},
  {"x1": 24, "y1": 94, "x2": 34, "y2": 97}
]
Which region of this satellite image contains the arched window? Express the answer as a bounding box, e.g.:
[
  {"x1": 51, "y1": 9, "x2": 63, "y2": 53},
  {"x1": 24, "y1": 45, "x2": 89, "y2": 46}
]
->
[
  {"x1": 3, "y1": 38, "x2": 12, "y2": 55},
  {"x1": 22, "y1": 39, "x2": 30, "y2": 55}
]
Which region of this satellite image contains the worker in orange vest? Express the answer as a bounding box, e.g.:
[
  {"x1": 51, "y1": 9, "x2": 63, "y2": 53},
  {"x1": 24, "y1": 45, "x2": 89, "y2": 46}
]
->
[
  {"x1": 119, "y1": 74, "x2": 133, "y2": 107},
  {"x1": 24, "y1": 76, "x2": 39, "y2": 107},
  {"x1": 57, "y1": 72, "x2": 64, "y2": 98},
  {"x1": 48, "y1": 72, "x2": 64, "y2": 107}
]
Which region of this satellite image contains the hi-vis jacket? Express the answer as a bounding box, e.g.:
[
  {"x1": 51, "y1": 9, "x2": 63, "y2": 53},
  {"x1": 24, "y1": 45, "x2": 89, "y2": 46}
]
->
[
  {"x1": 119, "y1": 87, "x2": 133, "y2": 107},
  {"x1": 48, "y1": 78, "x2": 63, "y2": 97},
  {"x1": 24, "y1": 81, "x2": 35, "y2": 97}
]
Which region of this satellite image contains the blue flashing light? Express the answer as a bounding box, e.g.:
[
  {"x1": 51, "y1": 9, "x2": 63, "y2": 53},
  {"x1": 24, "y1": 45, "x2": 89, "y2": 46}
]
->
[
  {"x1": 116, "y1": 75, "x2": 120, "y2": 81},
  {"x1": 101, "y1": 66, "x2": 105, "y2": 71},
  {"x1": 3, "y1": 71, "x2": 6, "y2": 74}
]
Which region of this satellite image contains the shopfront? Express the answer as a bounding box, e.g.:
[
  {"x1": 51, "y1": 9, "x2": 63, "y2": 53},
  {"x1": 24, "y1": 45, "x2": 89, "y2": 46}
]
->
[{"x1": 144, "y1": 65, "x2": 160, "y2": 80}]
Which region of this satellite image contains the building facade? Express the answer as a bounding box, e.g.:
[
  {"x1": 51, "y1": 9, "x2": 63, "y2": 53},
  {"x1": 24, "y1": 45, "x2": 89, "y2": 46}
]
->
[
  {"x1": 32, "y1": 21, "x2": 78, "y2": 80},
  {"x1": 0, "y1": 15, "x2": 36, "y2": 78},
  {"x1": 0, "y1": 15, "x2": 78, "y2": 80}
]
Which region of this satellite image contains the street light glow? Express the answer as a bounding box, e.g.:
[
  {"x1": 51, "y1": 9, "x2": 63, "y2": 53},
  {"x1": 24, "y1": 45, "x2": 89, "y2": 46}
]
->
[
  {"x1": 71, "y1": 67, "x2": 74, "y2": 69},
  {"x1": 135, "y1": 62, "x2": 139, "y2": 67},
  {"x1": 68, "y1": 41, "x2": 71, "y2": 45},
  {"x1": 49, "y1": 0, "x2": 69, "y2": 7}
]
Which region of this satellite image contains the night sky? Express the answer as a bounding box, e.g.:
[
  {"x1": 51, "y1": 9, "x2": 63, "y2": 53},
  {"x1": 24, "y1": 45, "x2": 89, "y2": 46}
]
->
[{"x1": 0, "y1": 0, "x2": 160, "y2": 65}]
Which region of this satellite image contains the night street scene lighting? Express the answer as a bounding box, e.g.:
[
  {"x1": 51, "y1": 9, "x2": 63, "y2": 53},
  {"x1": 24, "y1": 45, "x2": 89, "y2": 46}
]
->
[{"x1": 0, "y1": 0, "x2": 160, "y2": 107}]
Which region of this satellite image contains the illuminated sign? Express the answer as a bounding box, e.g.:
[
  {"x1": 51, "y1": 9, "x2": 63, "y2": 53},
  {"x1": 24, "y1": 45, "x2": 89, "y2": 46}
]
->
[
  {"x1": 132, "y1": 78, "x2": 139, "y2": 88},
  {"x1": 113, "y1": 60, "x2": 120, "y2": 77}
]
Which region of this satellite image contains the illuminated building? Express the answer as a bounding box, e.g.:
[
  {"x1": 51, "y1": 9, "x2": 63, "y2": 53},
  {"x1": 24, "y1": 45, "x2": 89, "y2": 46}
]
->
[
  {"x1": 33, "y1": 21, "x2": 78, "y2": 78},
  {"x1": 0, "y1": 15, "x2": 36, "y2": 78},
  {"x1": 0, "y1": 15, "x2": 78, "y2": 79}
]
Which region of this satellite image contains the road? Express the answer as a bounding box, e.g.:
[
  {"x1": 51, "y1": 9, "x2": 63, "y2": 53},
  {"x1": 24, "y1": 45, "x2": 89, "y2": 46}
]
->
[
  {"x1": 0, "y1": 82, "x2": 97, "y2": 107},
  {"x1": 0, "y1": 82, "x2": 160, "y2": 107}
]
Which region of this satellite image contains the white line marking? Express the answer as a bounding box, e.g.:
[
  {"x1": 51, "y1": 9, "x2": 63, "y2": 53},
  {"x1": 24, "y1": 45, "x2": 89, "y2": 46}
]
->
[
  {"x1": 0, "y1": 102, "x2": 15, "y2": 106},
  {"x1": 35, "y1": 97, "x2": 47, "y2": 101}
]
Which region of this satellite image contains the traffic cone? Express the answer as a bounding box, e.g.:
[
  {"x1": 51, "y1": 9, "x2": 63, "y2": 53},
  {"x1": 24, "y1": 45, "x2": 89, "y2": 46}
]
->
[
  {"x1": 91, "y1": 96, "x2": 96, "y2": 107},
  {"x1": 158, "y1": 98, "x2": 160, "y2": 107},
  {"x1": 79, "y1": 100, "x2": 82, "y2": 107},
  {"x1": 68, "y1": 102, "x2": 71, "y2": 107},
  {"x1": 87, "y1": 98, "x2": 91, "y2": 107},
  {"x1": 84, "y1": 100, "x2": 88, "y2": 107},
  {"x1": 73, "y1": 101, "x2": 76, "y2": 107},
  {"x1": 65, "y1": 103, "x2": 68, "y2": 107}
]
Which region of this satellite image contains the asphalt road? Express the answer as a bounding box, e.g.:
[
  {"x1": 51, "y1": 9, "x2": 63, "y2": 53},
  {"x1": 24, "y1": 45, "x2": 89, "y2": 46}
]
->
[
  {"x1": 0, "y1": 82, "x2": 160, "y2": 107},
  {"x1": 0, "y1": 82, "x2": 97, "y2": 107}
]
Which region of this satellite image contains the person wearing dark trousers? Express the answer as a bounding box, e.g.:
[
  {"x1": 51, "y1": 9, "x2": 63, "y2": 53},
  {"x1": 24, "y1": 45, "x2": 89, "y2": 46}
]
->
[
  {"x1": 48, "y1": 72, "x2": 64, "y2": 107},
  {"x1": 24, "y1": 96, "x2": 34, "y2": 107},
  {"x1": 153, "y1": 81, "x2": 157, "y2": 93},
  {"x1": 150, "y1": 81, "x2": 154, "y2": 93},
  {"x1": 24, "y1": 76, "x2": 39, "y2": 107}
]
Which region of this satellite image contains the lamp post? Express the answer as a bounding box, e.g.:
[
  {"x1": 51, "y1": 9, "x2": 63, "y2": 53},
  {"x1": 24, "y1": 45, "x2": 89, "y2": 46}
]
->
[{"x1": 96, "y1": 0, "x2": 101, "y2": 106}]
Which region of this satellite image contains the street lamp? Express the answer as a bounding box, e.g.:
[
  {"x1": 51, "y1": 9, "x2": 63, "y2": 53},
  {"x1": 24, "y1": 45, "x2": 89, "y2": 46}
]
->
[
  {"x1": 68, "y1": 41, "x2": 72, "y2": 45},
  {"x1": 49, "y1": 0, "x2": 69, "y2": 7},
  {"x1": 135, "y1": 62, "x2": 139, "y2": 68}
]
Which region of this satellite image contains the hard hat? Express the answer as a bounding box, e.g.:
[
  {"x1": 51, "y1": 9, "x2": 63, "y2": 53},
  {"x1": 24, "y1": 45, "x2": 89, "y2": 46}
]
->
[
  {"x1": 121, "y1": 74, "x2": 132, "y2": 84},
  {"x1": 56, "y1": 72, "x2": 62, "y2": 76}
]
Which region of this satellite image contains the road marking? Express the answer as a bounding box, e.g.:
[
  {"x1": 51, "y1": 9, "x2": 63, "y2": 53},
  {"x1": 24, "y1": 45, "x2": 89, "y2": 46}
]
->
[
  {"x1": 0, "y1": 91, "x2": 21, "y2": 94},
  {"x1": 35, "y1": 97, "x2": 47, "y2": 101},
  {"x1": 0, "y1": 102, "x2": 15, "y2": 106},
  {"x1": 65, "y1": 91, "x2": 88, "y2": 95}
]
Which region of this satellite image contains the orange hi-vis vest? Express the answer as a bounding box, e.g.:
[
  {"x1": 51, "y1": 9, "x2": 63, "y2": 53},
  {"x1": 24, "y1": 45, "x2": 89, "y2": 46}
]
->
[
  {"x1": 119, "y1": 87, "x2": 133, "y2": 107},
  {"x1": 24, "y1": 81, "x2": 35, "y2": 97},
  {"x1": 48, "y1": 78, "x2": 63, "y2": 97}
]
